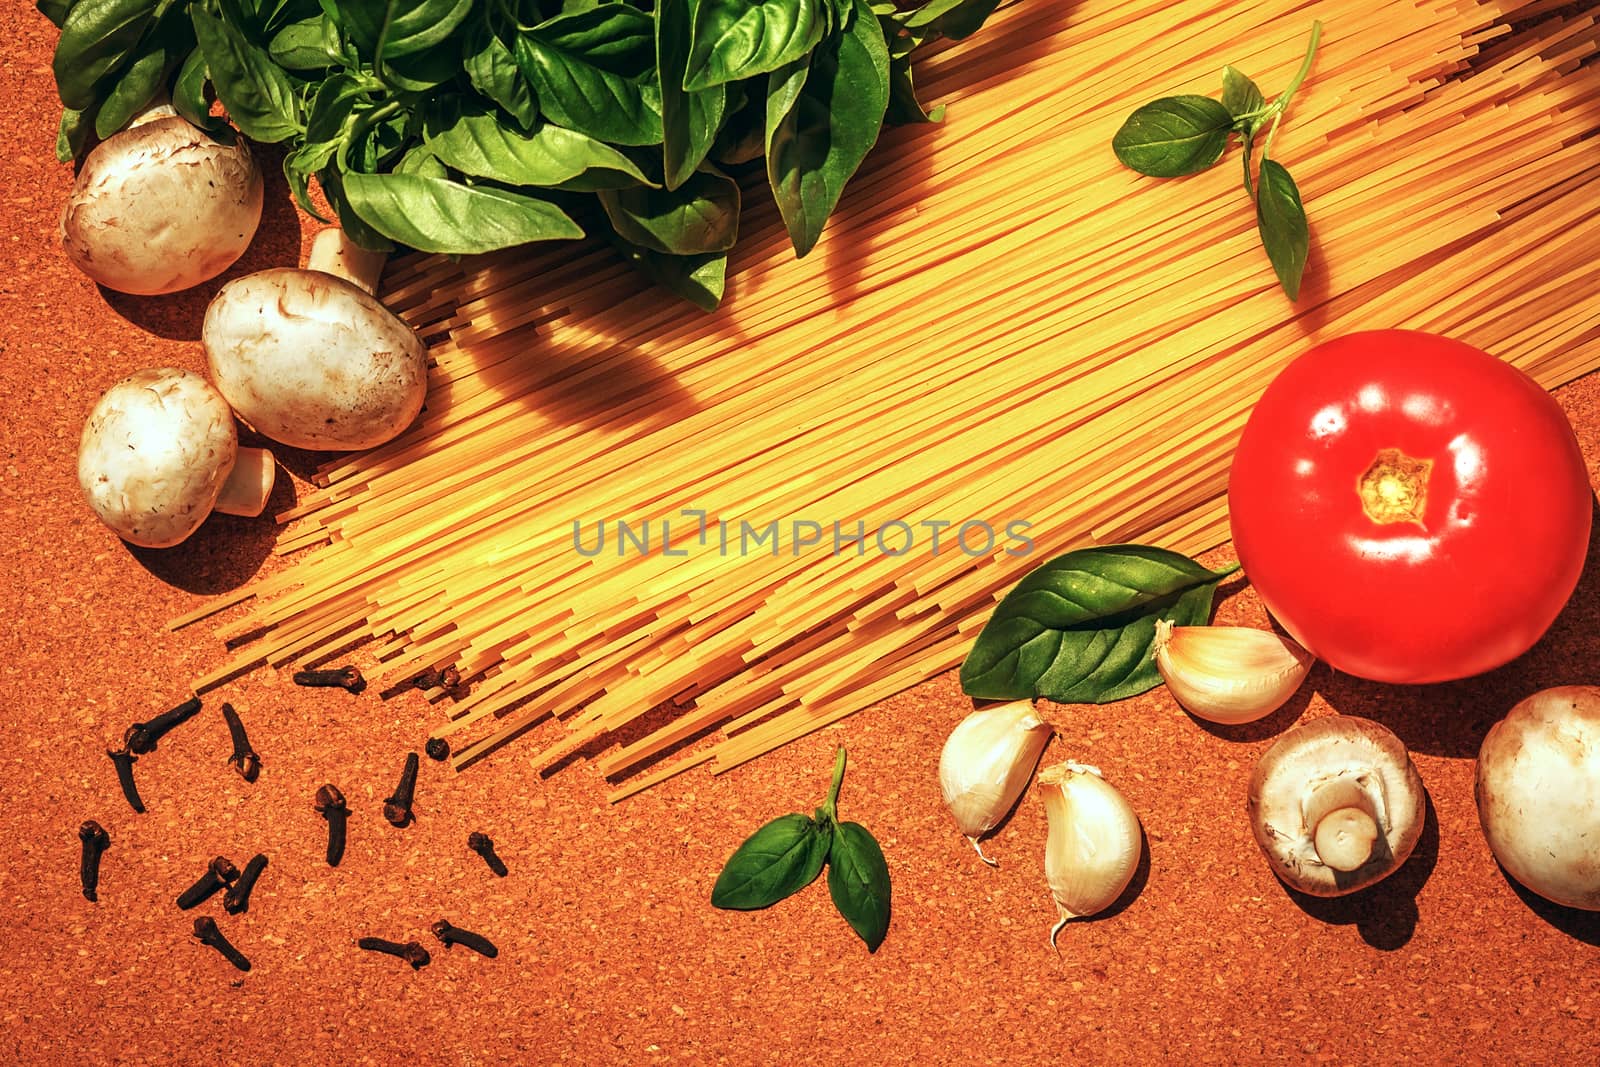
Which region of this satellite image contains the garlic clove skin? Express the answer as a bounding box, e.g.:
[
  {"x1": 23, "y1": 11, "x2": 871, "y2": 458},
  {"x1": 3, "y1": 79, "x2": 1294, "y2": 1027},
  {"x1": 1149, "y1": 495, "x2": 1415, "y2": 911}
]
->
[
  {"x1": 939, "y1": 701, "x2": 1053, "y2": 866},
  {"x1": 1153, "y1": 620, "x2": 1313, "y2": 724},
  {"x1": 1036, "y1": 761, "x2": 1142, "y2": 949}
]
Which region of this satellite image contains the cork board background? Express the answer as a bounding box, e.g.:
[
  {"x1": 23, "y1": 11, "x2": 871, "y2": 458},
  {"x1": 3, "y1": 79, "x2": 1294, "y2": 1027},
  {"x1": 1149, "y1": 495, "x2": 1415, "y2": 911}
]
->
[{"x1": 4, "y1": 5, "x2": 1599, "y2": 1064}]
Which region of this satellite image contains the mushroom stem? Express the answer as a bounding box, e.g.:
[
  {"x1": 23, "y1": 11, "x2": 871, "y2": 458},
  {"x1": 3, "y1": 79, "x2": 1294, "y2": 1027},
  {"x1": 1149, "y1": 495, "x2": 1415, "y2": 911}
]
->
[
  {"x1": 1302, "y1": 776, "x2": 1381, "y2": 872},
  {"x1": 308, "y1": 227, "x2": 388, "y2": 295},
  {"x1": 213, "y1": 447, "x2": 276, "y2": 517}
]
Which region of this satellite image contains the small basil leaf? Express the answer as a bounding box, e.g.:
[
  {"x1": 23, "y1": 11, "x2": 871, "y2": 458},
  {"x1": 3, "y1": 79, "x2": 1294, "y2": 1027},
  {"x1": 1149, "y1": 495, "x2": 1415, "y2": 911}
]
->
[
  {"x1": 342, "y1": 0, "x2": 475, "y2": 58},
  {"x1": 192, "y1": 3, "x2": 303, "y2": 142},
  {"x1": 514, "y1": 6, "x2": 662, "y2": 146},
  {"x1": 883, "y1": 28, "x2": 942, "y2": 125},
  {"x1": 612, "y1": 241, "x2": 728, "y2": 310},
  {"x1": 659, "y1": 0, "x2": 726, "y2": 190},
  {"x1": 711, "y1": 812, "x2": 830, "y2": 909},
  {"x1": 57, "y1": 105, "x2": 98, "y2": 162},
  {"x1": 283, "y1": 143, "x2": 333, "y2": 220},
  {"x1": 172, "y1": 46, "x2": 227, "y2": 132},
  {"x1": 1220, "y1": 65, "x2": 1264, "y2": 124},
  {"x1": 684, "y1": 0, "x2": 827, "y2": 93},
  {"x1": 339, "y1": 171, "x2": 585, "y2": 253},
  {"x1": 826, "y1": 821, "x2": 891, "y2": 952},
  {"x1": 268, "y1": 16, "x2": 332, "y2": 70},
  {"x1": 1255, "y1": 158, "x2": 1309, "y2": 299},
  {"x1": 53, "y1": 0, "x2": 156, "y2": 110},
  {"x1": 598, "y1": 165, "x2": 739, "y2": 256},
  {"x1": 318, "y1": 164, "x2": 395, "y2": 251},
  {"x1": 960, "y1": 545, "x2": 1236, "y2": 702},
  {"x1": 424, "y1": 101, "x2": 655, "y2": 189},
  {"x1": 380, "y1": 45, "x2": 461, "y2": 91},
  {"x1": 394, "y1": 144, "x2": 449, "y2": 178},
  {"x1": 900, "y1": 0, "x2": 1001, "y2": 41},
  {"x1": 1111, "y1": 95, "x2": 1233, "y2": 178},
  {"x1": 94, "y1": 17, "x2": 192, "y2": 138},
  {"x1": 765, "y1": 0, "x2": 890, "y2": 257},
  {"x1": 463, "y1": 20, "x2": 539, "y2": 130},
  {"x1": 304, "y1": 70, "x2": 366, "y2": 143}
]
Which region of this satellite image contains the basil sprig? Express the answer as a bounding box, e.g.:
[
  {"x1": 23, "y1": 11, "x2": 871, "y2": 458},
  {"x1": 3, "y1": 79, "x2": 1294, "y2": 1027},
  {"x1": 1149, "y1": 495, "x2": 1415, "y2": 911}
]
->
[
  {"x1": 1112, "y1": 21, "x2": 1321, "y2": 299},
  {"x1": 960, "y1": 544, "x2": 1238, "y2": 703},
  {"x1": 40, "y1": 0, "x2": 1008, "y2": 309},
  {"x1": 712, "y1": 747, "x2": 891, "y2": 953}
]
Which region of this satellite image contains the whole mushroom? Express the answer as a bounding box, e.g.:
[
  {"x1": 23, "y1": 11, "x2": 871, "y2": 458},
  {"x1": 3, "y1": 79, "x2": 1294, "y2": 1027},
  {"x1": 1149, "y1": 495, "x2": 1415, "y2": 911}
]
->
[
  {"x1": 202, "y1": 229, "x2": 428, "y2": 451},
  {"x1": 1476, "y1": 686, "x2": 1600, "y2": 911},
  {"x1": 61, "y1": 113, "x2": 263, "y2": 295},
  {"x1": 78, "y1": 367, "x2": 276, "y2": 548},
  {"x1": 1247, "y1": 715, "x2": 1425, "y2": 896}
]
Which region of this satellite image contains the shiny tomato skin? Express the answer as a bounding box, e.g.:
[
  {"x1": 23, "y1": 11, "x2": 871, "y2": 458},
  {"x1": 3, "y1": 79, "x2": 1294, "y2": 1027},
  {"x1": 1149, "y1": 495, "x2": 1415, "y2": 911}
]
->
[{"x1": 1228, "y1": 330, "x2": 1591, "y2": 684}]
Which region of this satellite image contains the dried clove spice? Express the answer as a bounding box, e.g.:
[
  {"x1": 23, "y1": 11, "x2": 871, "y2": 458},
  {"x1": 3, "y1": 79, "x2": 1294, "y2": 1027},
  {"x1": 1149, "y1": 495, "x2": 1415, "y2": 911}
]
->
[
  {"x1": 221, "y1": 702, "x2": 260, "y2": 782},
  {"x1": 314, "y1": 785, "x2": 349, "y2": 866},
  {"x1": 223, "y1": 854, "x2": 268, "y2": 915},
  {"x1": 105, "y1": 740, "x2": 145, "y2": 814},
  {"x1": 78, "y1": 821, "x2": 110, "y2": 902},
  {"x1": 413, "y1": 666, "x2": 461, "y2": 691},
  {"x1": 383, "y1": 752, "x2": 419, "y2": 827},
  {"x1": 468, "y1": 832, "x2": 508, "y2": 877},
  {"x1": 424, "y1": 736, "x2": 450, "y2": 762},
  {"x1": 177, "y1": 856, "x2": 240, "y2": 910},
  {"x1": 357, "y1": 937, "x2": 430, "y2": 969},
  {"x1": 431, "y1": 920, "x2": 498, "y2": 958},
  {"x1": 193, "y1": 916, "x2": 251, "y2": 971},
  {"x1": 292, "y1": 666, "x2": 365, "y2": 693},
  {"x1": 125, "y1": 695, "x2": 203, "y2": 754}
]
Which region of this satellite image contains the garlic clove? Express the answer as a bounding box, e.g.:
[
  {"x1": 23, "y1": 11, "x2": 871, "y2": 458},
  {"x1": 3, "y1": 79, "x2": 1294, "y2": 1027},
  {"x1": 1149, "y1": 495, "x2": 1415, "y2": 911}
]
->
[
  {"x1": 1153, "y1": 620, "x2": 1313, "y2": 724},
  {"x1": 1036, "y1": 761, "x2": 1142, "y2": 949},
  {"x1": 939, "y1": 701, "x2": 1053, "y2": 866}
]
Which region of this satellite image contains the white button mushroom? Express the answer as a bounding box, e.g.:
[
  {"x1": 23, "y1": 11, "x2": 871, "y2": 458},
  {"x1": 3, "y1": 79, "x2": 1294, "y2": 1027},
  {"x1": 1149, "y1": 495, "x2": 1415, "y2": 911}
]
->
[
  {"x1": 201, "y1": 229, "x2": 428, "y2": 451},
  {"x1": 60, "y1": 115, "x2": 263, "y2": 295},
  {"x1": 1475, "y1": 686, "x2": 1600, "y2": 911},
  {"x1": 78, "y1": 367, "x2": 276, "y2": 548},
  {"x1": 1246, "y1": 715, "x2": 1426, "y2": 896}
]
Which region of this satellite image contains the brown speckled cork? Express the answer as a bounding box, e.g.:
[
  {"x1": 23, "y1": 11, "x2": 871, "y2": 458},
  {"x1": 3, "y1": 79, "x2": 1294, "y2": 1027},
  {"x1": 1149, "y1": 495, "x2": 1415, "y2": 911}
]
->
[{"x1": 4, "y1": 6, "x2": 1599, "y2": 1066}]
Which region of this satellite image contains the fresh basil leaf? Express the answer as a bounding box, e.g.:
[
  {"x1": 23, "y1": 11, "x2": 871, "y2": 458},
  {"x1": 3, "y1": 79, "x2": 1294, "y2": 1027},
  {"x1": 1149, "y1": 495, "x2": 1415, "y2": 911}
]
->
[
  {"x1": 610, "y1": 238, "x2": 728, "y2": 310},
  {"x1": 599, "y1": 165, "x2": 739, "y2": 255},
  {"x1": 463, "y1": 20, "x2": 539, "y2": 129},
  {"x1": 1255, "y1": 158, "x2": 1309, "y2": 299},
  {"x1": 38, "y1": 0, "x2": 77, "y2": 29},
  {"x1": 514, "y1": 6, "x2": 663, "y2": 146},
  {"x1": 381, "y1": 46, "x2": 461, "y2": 91},
  {"x1": 883, "y1": 27, "x2": 941, "y2": 124},
  {"x1": 172, "y1": 46, "x2": 227, "y2": 131},
  {"x1": 395, "y1": 144, "x2": 449, "y2": 178},
  {"x1": 1220, "y1": 65, "x2": 1263, "y2": 125},
  {"x1": 304, "y1": 70, "x2": 366, "y2": 143},
  {"x1": 94, "y1": 15, "x2": 191, "y2": 138},
  {"x1": 342, "y1": 0, "x2": 475, "y2": 58},
  {"x1": 53, "y1": 0, "x2": 157, "y2": 110},
  {"x1": 340, "y1": 171, "x2": 585, "y2": 253},
  {"x1": 960, "y1": 545, "x2": 1237, "y2": 702},
  {"x1": 317, "y1": 164, "x2": 394, "y2": 250},
  {"x1": 424, "y1": 101, "x2": 655, "y2": 189},
  {"x1": 283, "y1": 142, "x2": 332, "y2": 219},
  {"x1": 659, "y1": 0, "x2": 726, "y2": 190},
  {"x1": 192, "y1": 2, "x2": 303, "y2": 142},
  {"x1": 268, "y1": 16, "x2": 332, "y2": 69},
  {"x1": 684, "y1": 0, "x2": 826, "y2": 93},
  {"x1": 710, "y1": 812, "x2": 830, "y2": 910},
  {"x1": 765, "y1": 0, "x2": 890, "y2": 257},
  {"x1": 901, "y1": 0, "x2": 1000, "y2": 41},
  {"x1": 1111, "y1": 95, "x2": 1233, "y2": 178},
  {"x1": 57, "y1": 105, "x2": 98, "y2": 162},
  {"x1": 826, "y1": 821, "x2": 891, "y2": 952}
]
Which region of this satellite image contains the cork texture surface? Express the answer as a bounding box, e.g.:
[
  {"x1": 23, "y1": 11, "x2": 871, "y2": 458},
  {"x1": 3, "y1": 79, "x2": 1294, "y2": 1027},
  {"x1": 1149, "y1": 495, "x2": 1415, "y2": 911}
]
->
[{"x1": 4, "y1": 7, "x2": 1599, "y2": 1065}]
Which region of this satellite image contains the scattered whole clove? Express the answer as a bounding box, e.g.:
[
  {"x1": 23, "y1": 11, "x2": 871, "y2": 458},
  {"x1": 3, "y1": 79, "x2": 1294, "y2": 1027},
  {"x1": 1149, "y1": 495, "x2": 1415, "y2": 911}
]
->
[
  {"x1": 383, "y1": 752, "x2": 419, "y2": 827},
  {"x1": 939, "y1": 700, "x2": 1054, "y2": 866},
  {"x1": 78, "y1": 821, "x2": 110, "y2": 902},
  {"x1": 125, "y1": 695, "x2": 203, "y2": 754},
  {"x1": 1036, "y1": 761, "x2": 1143, "y2": 950},
  {"x1": 193, "y1": 916, "x2": 251, "y2": 971},
  {"x1": 224, "y1": 854, "x2": 268, "y2": 915},
  {"x1": 357, "y1": 937, "x2": 430, "y2": 969},
  {"x1": 431, "y1": 920, "x2": 498, "y2": 958},
  {"x1": 424, "y1": 736, "x2": 450, "y2": 762},
  {"x1": 468, "y1": 831, "x2": 507, "y2": 877},
  {"x1": 413, "y1": 665, "x2": 461, "y2": 691},
  {"x1": 105, "y1": 734, "x2": 145, "y2": 814},
  {"x1": 314, "y1": 784, "x2": 349, "y2": 867},
  {"x1": 221, "y1": 702, "x2": 260, "y2": 782},
  {"x1": 293, "y1": 665, "x2": 365, "y2": 693},
  {"x1": 177, "y1": 856, "x2": 240, "y2": 910}
]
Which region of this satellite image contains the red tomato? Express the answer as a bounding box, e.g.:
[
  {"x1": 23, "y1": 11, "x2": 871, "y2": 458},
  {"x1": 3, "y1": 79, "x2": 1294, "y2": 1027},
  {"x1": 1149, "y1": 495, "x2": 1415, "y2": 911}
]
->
[{"x1": 1228, "y1": 330, "x2": 1591, "y2": 684}]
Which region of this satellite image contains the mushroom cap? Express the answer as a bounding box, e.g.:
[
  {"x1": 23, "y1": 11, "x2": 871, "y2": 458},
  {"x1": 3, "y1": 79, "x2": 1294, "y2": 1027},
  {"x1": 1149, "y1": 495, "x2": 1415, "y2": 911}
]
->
[
  {"x1": 203, "y1": 268, "x2": 428, "y2": 451},
  {"x1": 1246, "y1": 715, "x2": 1425, "y2": 897},
  {"x1": 1476, "y1": 686, "x2": 1600, "y2": 910},
  {"x1": 60, "y1": 117, "x2": 263, "y2": 295},
  {"x1": 77, "y1": 367, "x2": 240, "y2": 548}
]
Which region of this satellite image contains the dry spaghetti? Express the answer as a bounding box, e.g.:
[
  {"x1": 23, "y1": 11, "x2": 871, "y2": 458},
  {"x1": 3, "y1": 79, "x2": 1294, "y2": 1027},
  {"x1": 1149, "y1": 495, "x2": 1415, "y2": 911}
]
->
[{"x1": 175, "y1": 0, "x2": 1600, "y2": 801}]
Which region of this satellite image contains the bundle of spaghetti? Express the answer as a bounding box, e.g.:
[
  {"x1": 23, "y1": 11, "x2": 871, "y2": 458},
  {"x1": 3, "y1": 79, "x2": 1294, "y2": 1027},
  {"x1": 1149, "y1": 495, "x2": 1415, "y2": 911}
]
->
[{"x1": 175, "y1": 0, "x2": 1600, "y2": 801}]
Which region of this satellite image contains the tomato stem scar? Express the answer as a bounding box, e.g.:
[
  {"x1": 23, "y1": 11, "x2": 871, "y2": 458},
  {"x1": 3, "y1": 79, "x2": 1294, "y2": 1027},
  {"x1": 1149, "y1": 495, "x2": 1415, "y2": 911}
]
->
[{"x1": 1358, "y1": 448, "x2": 1432, "y2": 524}]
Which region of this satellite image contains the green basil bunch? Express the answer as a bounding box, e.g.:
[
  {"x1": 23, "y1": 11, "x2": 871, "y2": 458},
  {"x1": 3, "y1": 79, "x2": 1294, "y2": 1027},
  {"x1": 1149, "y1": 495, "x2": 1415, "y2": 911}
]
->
[
  {"x1": 42, "y1": 0, "x2": 1007, "y2": 309},
  {"x1": 711, "y1": 747, "x2": 891, "y2": 952}
]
